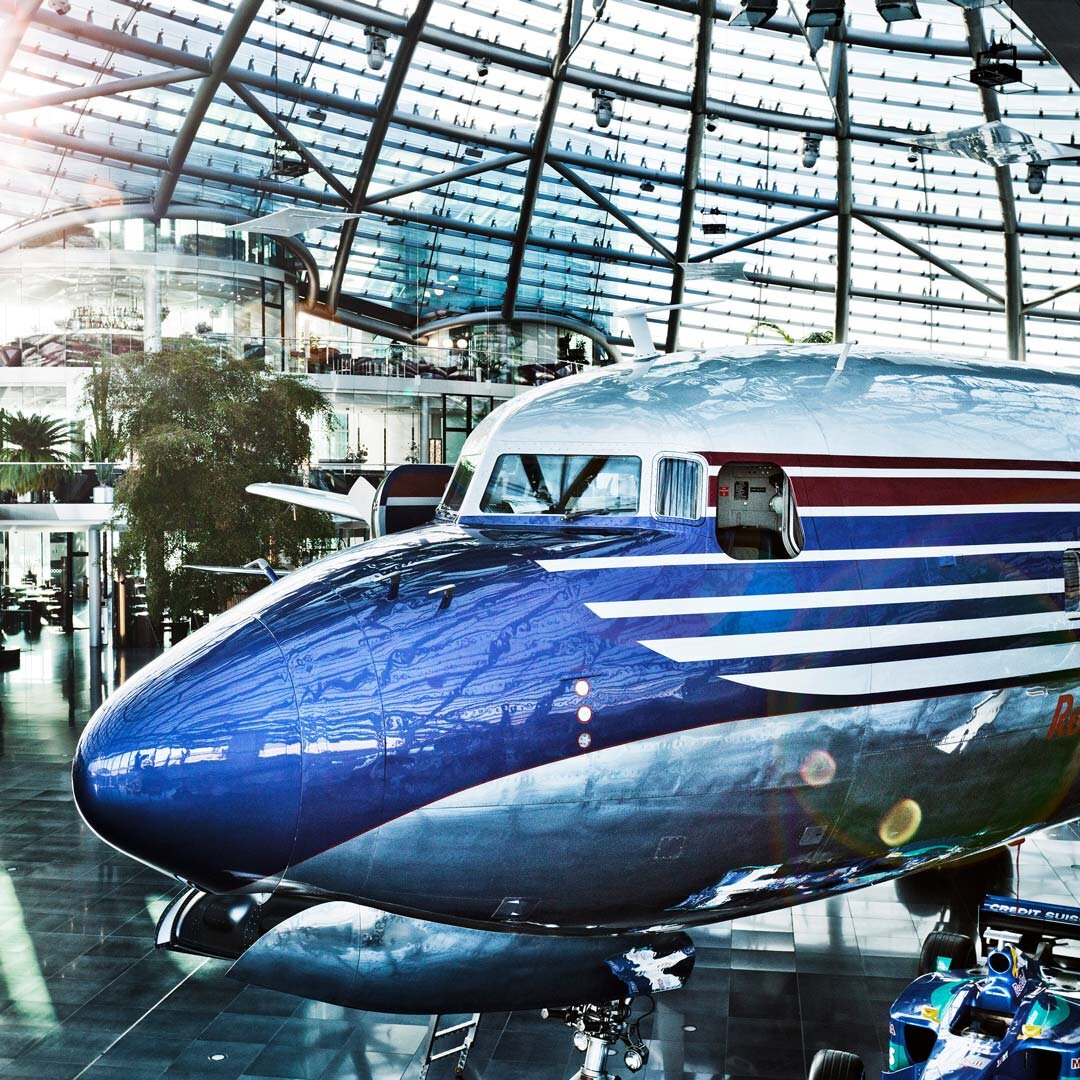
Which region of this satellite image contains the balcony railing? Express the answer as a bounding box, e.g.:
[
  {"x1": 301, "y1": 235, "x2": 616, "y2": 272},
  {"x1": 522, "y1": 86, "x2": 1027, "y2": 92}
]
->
[{"x1": 0, "y1": 332, "x2": 590, "y2": 387}]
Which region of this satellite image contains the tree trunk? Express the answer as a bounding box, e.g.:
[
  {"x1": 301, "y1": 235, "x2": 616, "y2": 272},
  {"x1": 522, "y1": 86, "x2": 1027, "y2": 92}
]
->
[{"x1": 145, "y1": 530, "x2": 167, "y2": 640}]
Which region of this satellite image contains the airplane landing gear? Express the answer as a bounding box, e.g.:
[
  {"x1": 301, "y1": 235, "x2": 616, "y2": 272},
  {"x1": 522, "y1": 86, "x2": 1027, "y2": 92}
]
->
[{"x1": 542, "y1": 1000, "x2": 650, "y2": 1080}]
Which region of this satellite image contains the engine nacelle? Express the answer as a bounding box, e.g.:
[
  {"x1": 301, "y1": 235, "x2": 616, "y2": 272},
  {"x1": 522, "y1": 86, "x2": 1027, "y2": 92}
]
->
[{"x1": 158, "y1": 888, "x2": 695, "y2": 1014}]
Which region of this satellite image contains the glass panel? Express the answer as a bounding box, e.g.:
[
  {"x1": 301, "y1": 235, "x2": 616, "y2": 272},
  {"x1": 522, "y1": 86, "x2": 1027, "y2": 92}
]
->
[
  {"x1": 480, "y1": 454, "x2": 641, "y2": 516},
  {"x1": 656, "y1": 458, "x2": 702, "y2": 519},
  {"x1": 441, "y1": 455, "x2": 477, "y2": 512}
]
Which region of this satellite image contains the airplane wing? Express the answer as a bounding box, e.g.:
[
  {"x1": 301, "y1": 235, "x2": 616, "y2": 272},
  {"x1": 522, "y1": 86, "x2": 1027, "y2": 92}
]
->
[{"x1": 246, "y1": 478, "x2": 376, "y2": 523}]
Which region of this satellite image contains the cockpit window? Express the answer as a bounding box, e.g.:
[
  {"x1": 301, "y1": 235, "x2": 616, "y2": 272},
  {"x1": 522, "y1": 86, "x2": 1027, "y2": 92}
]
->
[
  {"x1": 480, "y1": 454, "x2": 641, "y2": 517},
  {"x1": 440, "y1": 456, "x2": 477, "y2": 513}
]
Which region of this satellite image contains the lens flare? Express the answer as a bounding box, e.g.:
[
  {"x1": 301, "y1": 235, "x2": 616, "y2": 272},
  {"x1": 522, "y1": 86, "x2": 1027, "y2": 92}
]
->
[
  {"x1": 878, "y1": 798, "x2": 922, "y2": 847},
  {"x1": 800, "y1": 749, "x2": 836, "y2": 787}
]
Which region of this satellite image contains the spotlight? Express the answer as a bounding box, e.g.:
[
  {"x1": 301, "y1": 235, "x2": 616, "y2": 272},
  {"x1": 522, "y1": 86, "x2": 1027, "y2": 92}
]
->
[
  {"x1": 805, "y1": 0, "x2": 844, "y2": 28},
  {"x1": 875, "y1": 0, "x2": 919, "y2": 21},
  {"x1": 802, "y1": 133, "x2": 821, "y2": 169},
  {"x1": 365, "y1": 27, "x2": 388, "y2": 72},
  {"x1": 624, "y1": 1048, "x2": 648, "y2": 1072},
  {"x1": 592, "y1": 89, "x2": 614, "y2": 129},
  {"x1": 454, "y1": 336, "x2": 469, "y2": 350},
  {"x1": 640, "y1": 179, "x2": 655, "y2": 192},
  {"x1": 307, "y1": 106, "x2": 326, "y2": 122},
  {"x1": 1027, "y1": 162, "x2": 1047, "y2": 194},
  {"x1": 729, "y1": 0, "x2": 778, "y2": 27},
  {"x1": 47, "y1": 0, "x2": 72, "y2": 12},
  {"x1": 705, "y1": 111, "x2": 719, "y2": 133},
  {"x1": 907, "y1": 147, "x2": 920, "y2": 164},
  {"x1": 969, "y1": 41, "x2": 1021, "y2": 89},
  {"x1": 475, "y1": 57, "x2": 490, "y2": 78}
]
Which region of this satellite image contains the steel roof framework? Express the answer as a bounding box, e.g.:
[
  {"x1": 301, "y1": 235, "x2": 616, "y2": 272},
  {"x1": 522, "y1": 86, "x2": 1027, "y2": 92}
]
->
[{"x1": 0, "y1": 0, "x2": 1078, "y2": 360}]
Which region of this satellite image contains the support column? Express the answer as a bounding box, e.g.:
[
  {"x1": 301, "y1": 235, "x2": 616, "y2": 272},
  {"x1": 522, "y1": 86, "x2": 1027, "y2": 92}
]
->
[
  {"x1": 88, "y1": 527, "x2": 102, "y2": 650},
  {"x1": 964, "y1": 7, "x2": 1025, "y2": 362},
  {"x1": 144, "y1": 266, "x2": 162, "y2": 352},
  {"x1": 832, "y1": 39, "x2": 853, "y2": 345},
  {"x1": 419, "y1": 396, "x2": 431, "y2": 464}
]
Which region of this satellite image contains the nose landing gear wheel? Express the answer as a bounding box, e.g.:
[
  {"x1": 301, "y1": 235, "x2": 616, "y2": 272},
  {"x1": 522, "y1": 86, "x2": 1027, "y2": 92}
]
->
[{"x1": 808, "y1": 1049, "x2": 866, "y2": 1080}]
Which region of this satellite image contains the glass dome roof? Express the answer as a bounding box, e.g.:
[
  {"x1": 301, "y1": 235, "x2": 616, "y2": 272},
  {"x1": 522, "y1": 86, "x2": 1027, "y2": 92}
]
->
[{"x1": 1, "y1": 0, "x2": 1077, "y2": 362}]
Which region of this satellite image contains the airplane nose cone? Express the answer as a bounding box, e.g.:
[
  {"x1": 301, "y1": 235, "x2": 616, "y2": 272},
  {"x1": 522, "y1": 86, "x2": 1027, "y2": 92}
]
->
[{"x1": 73, "y1": 616, "x2": 302, "y2": 892}]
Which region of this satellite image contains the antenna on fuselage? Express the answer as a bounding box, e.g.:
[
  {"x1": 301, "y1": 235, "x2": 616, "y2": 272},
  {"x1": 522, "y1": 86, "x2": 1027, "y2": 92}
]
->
[{"x1": 620, "y1": 272, "x2": 746, "y2": 362}]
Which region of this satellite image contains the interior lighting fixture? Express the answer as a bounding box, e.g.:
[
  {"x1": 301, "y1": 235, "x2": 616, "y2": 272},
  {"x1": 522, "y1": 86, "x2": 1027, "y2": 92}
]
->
[
  {"x1": 802, "y1": 134, "x2": 822, "y2": 169},
  {"x1": 705, "y1": 112, "x2": 720, "y2": 133},
  {"x1": 47, "y1": 0, "x2": 72, "y2": 13},
  {"x1": 307, "y1": 106, "x2": 327, "y2": 122},
  {"x1": 365, "y1": 27, "x2": 389, "y2": 72},
  {"x1": 699, "y1": 207, "x2": 728, "y2": 236},
  {"x1": 729, "y1": 0, "x2": 778, "y2": 27},
  {"x1": 640, "y1": 179, "x2": 655, "y2": 192},
  {"x1": 592, "y1": 90, "x2": 614, "y2": 129},
  {"x1": 475, "y1": 57, "x2": 490, "y2": 78},
  {"x1": 874, "y1": 0, "x2": 919, "y2": 22},
  {"x1": 969, "y1": 41, "x2": 1022, "y2": 90},
  {"x1": 805, "y1": 0, "x2": 844, "y2": 29},
  {"x1": 454, "y1": 337, "x2": 469, "y2": 350},
  {"x1": 1027, "y1": 162, "x2": 1048, "y2": 194}
]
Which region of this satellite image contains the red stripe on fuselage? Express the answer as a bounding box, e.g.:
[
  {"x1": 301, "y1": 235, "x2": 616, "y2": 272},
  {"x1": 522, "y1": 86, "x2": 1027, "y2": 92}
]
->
[
  {"x1": 699, "y1": 452, "x2": 1080, "y2": 472},
  {"x1": 792, "y1": 476, "x2": 1080, "y2": 507}
]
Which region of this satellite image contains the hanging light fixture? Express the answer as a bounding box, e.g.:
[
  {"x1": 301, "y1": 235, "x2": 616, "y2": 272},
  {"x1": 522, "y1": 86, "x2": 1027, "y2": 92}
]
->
[
  {"x1": 801, "y1": 134, "x2": 822, "y2": 169},
  {"x1": 728, "y1": 0, "x2": 778, "y2": 27},
  {"x1": 364, "y1": 27, "x2": 389, "y2": 71},
  {"x1": 592, "y1": 90, "x2": 614, "y2": 128},
  {"x1": 875, "y1": 0, "x2": 920, "y2": 22},
  {"x1": 805, "y1": 0, "x2": 844, "y2": 28}
]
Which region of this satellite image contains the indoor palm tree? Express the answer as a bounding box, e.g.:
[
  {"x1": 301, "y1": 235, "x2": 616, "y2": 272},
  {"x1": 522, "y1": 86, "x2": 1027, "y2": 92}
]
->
[{"x1": 0, "y1": 410, "x2": 76, "y2": 495}]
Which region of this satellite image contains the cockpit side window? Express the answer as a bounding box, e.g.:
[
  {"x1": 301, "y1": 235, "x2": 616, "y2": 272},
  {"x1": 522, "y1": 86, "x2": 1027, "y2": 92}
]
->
[
  {"x1": 480, "y1": 454, "x2": 641, "y2": 517},
  {"x1": 655, "y1": 456, "x2": 704, "y2": 521},
  {"x1": 439, "y1": 456, "x2": 477, "y2": 513},
  {"x1": 715, "y1": 461, "x2": 803, "y2": 560}
]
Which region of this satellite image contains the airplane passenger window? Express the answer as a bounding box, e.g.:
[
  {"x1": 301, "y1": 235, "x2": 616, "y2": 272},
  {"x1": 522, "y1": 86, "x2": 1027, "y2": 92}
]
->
[
  {"x1": 480, "y1": 454, "x2": 640, "y2": 517},
  {"x1": 1065, "y1": 551, "x2": 1080, "y2": 617},
  {"x1": 655, "y1": 457, "x2": 704, "y2": 520},
  {"x1": 715, "y1": 462, "x2": 803, "y2": 560},
  {"x1": 440, "y1": 456, "x2": 477, "y2": 513}
]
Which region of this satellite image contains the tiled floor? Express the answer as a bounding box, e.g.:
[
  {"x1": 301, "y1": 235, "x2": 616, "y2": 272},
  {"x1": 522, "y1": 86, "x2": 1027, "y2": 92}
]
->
[{"x1": 3, "y1": 627, "x2": 1080, "y2": 1080}]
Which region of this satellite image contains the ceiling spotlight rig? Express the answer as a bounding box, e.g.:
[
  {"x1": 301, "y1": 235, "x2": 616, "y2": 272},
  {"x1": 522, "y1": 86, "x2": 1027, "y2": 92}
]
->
[
  {"x1": 802, "y1": 133, "x2": 822, "y2": 169},
  {"x1": 592, "y1": 89, "x2": 615, "y2": 129},
  {"x1": 269, "y1": 140, "x2": 308, "y2": 179},
  {"x1": 874, "y1": 0, "x2": 919, "y2": 22},
  {"x1": 969, "y1": 40, "x2": 1024, "y2": 92},
  {"x1": 475, "y1": 56, "x2": 490, "y2": 78},
  {"x1": 805, "y1": 0, "x2": 844, "y2": 30},
  {"x1": 1026, "y1": 162, "x2": 1048, "y2": 195},
  {"x1": 364, "y1": 26, "x2": 389, "y2": 72}
]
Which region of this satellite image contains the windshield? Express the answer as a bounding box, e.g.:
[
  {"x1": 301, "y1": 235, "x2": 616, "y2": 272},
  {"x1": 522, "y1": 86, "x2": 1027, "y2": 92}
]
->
[{"x1": 480, "y1": 454, "x2": 641, "y2": 516}]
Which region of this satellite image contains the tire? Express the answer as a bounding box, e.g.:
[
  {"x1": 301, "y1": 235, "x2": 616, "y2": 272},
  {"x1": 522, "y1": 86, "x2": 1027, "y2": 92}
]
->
[
  {"x1": 918, "y1": 929, "x2": 976, "y2": 976},
  {"x1": 808, "y1": 1049, "x2": 866, "y2": 1080}
]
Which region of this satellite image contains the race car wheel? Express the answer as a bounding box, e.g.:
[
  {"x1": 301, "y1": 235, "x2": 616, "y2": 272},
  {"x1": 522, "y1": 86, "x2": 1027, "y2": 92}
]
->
[
  {"x1": 918, "y1": 930, "x2": 976, "y2": 976},
  {"x1": 808, "y1": 1049, "x2": 865, "y2": 1080}
]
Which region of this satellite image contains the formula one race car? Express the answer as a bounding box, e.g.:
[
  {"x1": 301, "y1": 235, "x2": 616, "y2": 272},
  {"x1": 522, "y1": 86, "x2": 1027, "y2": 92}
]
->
[{"x1": 808, "y1": 896, "x2": 1080, "y2": 1080}]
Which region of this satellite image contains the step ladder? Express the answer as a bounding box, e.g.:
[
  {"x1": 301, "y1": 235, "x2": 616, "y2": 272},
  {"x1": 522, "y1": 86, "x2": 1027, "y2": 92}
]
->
[{"x1": 418, "y1": 1013, "x2": 481, "y2": 1080}]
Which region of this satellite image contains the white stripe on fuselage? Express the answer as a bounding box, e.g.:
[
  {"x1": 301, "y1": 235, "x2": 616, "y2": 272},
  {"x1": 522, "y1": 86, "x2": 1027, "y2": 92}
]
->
[
  {"x1": 721, "y1": 643, "x2": 1080, "y2": 696},
  {"x1": 639, "y1": 611, "x2": 1070, "y2": 664},
  {"x1": 586, "y1": 578, "x2": 1063, "y2": 620},
  {"x1": 795, "y1": 505, "x2": 1080, "y2": 517},
  {"x1": 538, "y1": 542, "x2": 1078, "y2": 573}
]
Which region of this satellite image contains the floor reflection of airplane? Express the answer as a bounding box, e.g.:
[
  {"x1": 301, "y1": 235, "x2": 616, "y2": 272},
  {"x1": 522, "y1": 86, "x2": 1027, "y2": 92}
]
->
[{"x1": 72, "y1": 348, "x2": 1080, "y2": 1047}]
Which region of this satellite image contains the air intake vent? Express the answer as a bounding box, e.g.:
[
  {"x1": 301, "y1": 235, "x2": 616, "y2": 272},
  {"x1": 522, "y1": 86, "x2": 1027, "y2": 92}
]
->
[{"x1": 1065, "y1": 550, "x2": 1080, "y2": 617}]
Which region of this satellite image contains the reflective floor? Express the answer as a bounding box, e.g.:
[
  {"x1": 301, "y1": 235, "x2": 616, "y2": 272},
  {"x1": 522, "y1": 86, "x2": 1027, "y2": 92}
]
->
[{"x1": 3, "y1": 628, "x2": 1080, "y2": 1080}]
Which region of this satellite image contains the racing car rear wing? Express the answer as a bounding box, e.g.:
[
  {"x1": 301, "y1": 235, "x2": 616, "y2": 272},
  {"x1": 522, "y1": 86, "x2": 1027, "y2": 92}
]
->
[{"x1": 981, "y1": 895, "x2": 1080, "y2": 974}]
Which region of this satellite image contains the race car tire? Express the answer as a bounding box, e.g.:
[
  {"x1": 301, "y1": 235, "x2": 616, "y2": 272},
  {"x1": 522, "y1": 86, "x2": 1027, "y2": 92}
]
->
[
  {"x1": 918, "y1": 930, "x2": 976, "y2": 976},
  {"x1": 808, "y1": 1049, "x2": 865, "y2": 1080}
]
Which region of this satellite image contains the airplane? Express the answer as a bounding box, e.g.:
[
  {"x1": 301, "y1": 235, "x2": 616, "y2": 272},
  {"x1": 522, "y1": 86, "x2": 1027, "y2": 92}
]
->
[{"x1": 71, "y1": 345, "x2": 1080, "y2": 1059}]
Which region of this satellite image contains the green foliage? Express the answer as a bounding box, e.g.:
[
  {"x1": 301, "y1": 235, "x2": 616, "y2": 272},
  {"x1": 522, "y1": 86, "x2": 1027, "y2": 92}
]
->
[
  {"x1": 747, "y1": 321, "x2": 835, "y2": 346},
  {"x1": 81, "y1": 354, "x2": 126, "y2": 483},
  {"x1": 0, "y1": 410, "x2": 76, "y2": 494},
  {"x1": 105, "y1": 341, "x2": 332, "y2": 628}
]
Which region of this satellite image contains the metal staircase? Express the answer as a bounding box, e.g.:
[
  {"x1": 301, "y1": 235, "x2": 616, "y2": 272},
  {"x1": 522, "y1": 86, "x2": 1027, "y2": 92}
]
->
[{"x1": 418, "y1": 1013, "x2": 482, "y2": 1080}]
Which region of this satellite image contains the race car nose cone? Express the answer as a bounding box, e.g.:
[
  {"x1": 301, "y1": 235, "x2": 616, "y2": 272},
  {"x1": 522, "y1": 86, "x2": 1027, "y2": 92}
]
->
[{"x1": 72, "y1": 617, "x2": 302, "y2": 892}]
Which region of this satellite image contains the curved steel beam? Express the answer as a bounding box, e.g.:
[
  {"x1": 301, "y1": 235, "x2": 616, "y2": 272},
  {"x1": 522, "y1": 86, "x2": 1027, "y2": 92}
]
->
[
  {"x1": 0, "y1": 201, "x2": 321, "y2": 308},
  {"x1": 152, "y1": 0, "x2": 264, "y2": 220},
  {"x1": 418, "y1": 309, "x2": 622, "y2": 365},
  {"x1": 0, "y1": 0, "x2": 44, "y2": 82},
  {"x1": 305, "y1": 301, "x2": 416, "y2": 343},
  {"x1": 665, "y1": 0, "x2": 713, "y2": 353},
  {"x1": 501, "y1": 0, "x2": 578, "y2": 321},
  {"x1": 0, "y1": 68, "x2": 204, "y2": 115},
  {"x1": 327, "y1": 0, "x2": 436, "y2": 312}
]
